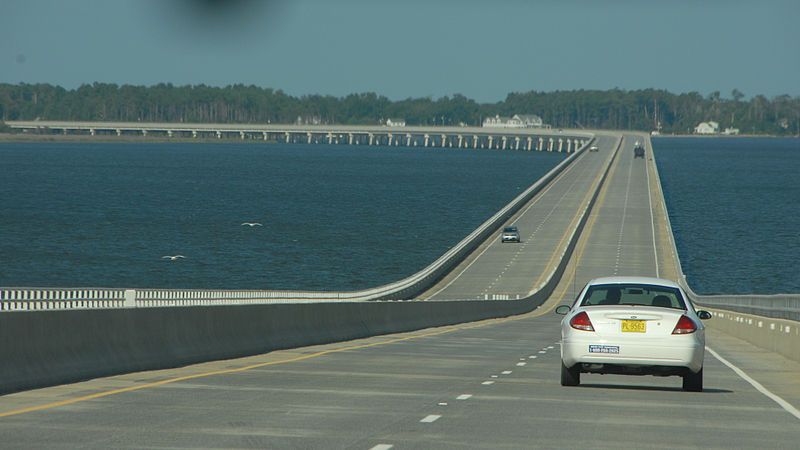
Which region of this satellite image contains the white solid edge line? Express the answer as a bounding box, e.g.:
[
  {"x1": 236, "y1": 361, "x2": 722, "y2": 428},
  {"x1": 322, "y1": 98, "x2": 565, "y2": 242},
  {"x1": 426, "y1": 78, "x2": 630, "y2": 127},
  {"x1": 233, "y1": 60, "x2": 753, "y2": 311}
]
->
[
  {"x1": 706, "y1": 346, "x2": 800, "y2": 421},
  {"x1": 420, "y1": 414, "x2": 441, "y2": 423}
]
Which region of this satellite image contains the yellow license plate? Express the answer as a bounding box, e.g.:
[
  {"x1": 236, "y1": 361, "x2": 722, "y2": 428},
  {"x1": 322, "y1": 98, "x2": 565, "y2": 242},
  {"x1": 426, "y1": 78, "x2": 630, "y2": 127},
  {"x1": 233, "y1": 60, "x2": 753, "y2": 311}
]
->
[{"x1": 622, "y1": 320, "x2": 646, "y2": 333}]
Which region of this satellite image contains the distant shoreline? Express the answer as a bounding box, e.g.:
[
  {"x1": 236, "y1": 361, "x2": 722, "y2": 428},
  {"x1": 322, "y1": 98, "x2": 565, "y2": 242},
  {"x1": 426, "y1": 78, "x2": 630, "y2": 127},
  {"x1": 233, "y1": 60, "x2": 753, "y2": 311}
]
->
[{"x1": 0, "y1": 133, "x2": 269, "y2": 144}]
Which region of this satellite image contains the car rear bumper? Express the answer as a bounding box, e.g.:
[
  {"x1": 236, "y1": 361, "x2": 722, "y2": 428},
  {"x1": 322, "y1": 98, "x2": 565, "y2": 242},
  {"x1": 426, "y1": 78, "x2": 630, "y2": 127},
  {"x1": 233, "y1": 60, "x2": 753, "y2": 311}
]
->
[{"x1": 561, "y1": 335, "x2": 704, "y2": 373}]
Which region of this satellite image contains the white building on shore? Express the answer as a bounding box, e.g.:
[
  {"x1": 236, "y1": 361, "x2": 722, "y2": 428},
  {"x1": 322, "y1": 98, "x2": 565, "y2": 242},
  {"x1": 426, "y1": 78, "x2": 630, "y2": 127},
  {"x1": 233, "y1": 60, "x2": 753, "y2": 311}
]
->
[
  {"x1": 385, "y1": 118, "x2": 406, "y2": 127},
  {"x1": 483, "y1": 114, "x2": 544, "y2": 128},
  {"x1": 694, "y1": 121, "x2": 719, "y2": 134}
]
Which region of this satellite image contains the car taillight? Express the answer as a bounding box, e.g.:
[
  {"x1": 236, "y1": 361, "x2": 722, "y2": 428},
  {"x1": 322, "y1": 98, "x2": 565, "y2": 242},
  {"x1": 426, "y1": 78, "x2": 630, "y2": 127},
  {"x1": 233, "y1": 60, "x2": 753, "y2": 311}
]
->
[
  {"x1": 569, "y1": 311, "x2": 595, "y2": 331},
  {"x1": 672, "y1": 315, "x2": 697, "y2": 334}
]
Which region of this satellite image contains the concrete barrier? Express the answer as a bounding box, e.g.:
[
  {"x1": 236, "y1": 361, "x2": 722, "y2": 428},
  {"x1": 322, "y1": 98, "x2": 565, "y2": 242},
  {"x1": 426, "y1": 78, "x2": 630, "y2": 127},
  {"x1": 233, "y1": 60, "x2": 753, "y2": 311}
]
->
[
  {"x1": 0, "y1": 138, "x2": 618, "y2": 395},
  {"x1": 707, "y1": 309, "x2": 800, "y2": 362}
]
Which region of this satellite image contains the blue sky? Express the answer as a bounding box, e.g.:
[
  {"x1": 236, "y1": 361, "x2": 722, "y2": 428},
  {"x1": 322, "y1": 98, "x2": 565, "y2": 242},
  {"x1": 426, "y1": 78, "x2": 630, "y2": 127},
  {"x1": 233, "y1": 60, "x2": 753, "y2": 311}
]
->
[{"x1": 2, "y1": 0, "x2": 798, "y2": 102}]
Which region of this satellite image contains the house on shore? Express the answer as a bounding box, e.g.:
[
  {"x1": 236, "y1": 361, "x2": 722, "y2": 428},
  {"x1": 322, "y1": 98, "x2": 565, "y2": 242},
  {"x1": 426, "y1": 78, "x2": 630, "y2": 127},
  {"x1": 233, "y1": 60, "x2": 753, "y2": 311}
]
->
[
  {"x1": 483, "y1": 114, "x2": 544, "y2": 128},
  {"x1": 694, "y1": 121, "x2": 719, "y2": 134},
  {"x1": 385, "y1": 118, "x2": 406, "y2": 127}
]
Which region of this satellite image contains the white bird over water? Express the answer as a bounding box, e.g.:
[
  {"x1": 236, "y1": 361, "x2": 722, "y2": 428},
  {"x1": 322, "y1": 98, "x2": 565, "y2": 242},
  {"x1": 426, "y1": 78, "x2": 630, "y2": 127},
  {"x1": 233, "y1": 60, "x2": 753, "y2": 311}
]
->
[
  {"x1": 241, "y1": 222, "x2": 263, "y2": 227},
  {"x1": 162, "y1": 255, "x2": 185, "y2": 261}
]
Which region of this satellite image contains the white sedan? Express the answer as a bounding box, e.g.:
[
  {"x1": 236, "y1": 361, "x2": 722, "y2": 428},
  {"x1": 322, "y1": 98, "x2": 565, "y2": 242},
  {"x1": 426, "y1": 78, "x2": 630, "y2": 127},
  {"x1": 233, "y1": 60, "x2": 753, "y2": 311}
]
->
[{"x1": 556, "y1": 276, "x2": 712, "y2": 391}]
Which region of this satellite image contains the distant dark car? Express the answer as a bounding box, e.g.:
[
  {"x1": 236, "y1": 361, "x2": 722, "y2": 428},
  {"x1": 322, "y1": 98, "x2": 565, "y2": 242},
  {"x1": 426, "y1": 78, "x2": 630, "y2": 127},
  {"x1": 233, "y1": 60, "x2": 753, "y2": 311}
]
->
[
  {"x1": 501, "y1": 226, "x2": 520, "y2": 243},
  {"x1": 634, "y1": 141, "x2": 645, "y2": 158}
]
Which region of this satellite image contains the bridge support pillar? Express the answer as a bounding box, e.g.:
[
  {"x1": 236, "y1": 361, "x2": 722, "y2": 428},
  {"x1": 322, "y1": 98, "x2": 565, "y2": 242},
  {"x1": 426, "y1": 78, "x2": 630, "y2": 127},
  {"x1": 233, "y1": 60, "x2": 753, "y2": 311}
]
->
[
  {"x1": 514, "y1": 136, "x2": 520, "y2": 150},
  {"x1": 424, "y1": 134, "x2": 430, "y2": 147},
  {"x1": 285, "y1": 132, "x2": 290, "y2": 143},
  {"x1": 388, "y1": 133, "x2": 393, "y2": 146},
  {"x1": 327, "y1": 133, "x2": 333, "y2": 145},
  {"x1": 167, "y1": 130, "x2": 173, "y2": 138},
  {"x1": 193, "y1": 130, "x2": 198, "y2": 138},
  {"x1": 501, "y1": 136, "x2": 507, "y2": 150},
  {"x1": 473, "y1": 135, "x2": 479, "y2": 149},
  {"x1": 240, "y1": 131, "x2": 245, "y2": 140},
  {"x1": 116, "y1": 129, "x2": 121, "y2": 136},
  {"x1": 548, "y1": 138, "x2": 554, "y2": 151},
  {"x1": 369, "y1": 133, "x2": 374, "y2": 146},
  {"x1": 488, "y1": 136, "x2": 493, "y2": 149},
  {"x1": 538, "y1": 137, "x2": 543, "y2": 151},
  {"x1": 457, "y1": 135, "x2": 463, "y2": 148},
  {"x1": 348, "y1": 133, "x2": 354, "y2": 145},
  {"x1": 558, "y1": 138, "x2": 563, "y2": 152},
  {"x1": 406, "y1": 134, "x2": 412, "y2": 146},
  {"x1": 90, "y1": 129, "x2": 96, "y2": 136},
  {"x1": 263, "y1": 132, "x2": 268, "y2": 141},
  {"x1": 527, "y1": 137, "x2": 532, "y2": 151},
  {"x1": 441, "y1": 134, "x2": 447, "y2": 148},
  {"x1": 142, "y1": 130, "x2": 148, "y2": 137}
]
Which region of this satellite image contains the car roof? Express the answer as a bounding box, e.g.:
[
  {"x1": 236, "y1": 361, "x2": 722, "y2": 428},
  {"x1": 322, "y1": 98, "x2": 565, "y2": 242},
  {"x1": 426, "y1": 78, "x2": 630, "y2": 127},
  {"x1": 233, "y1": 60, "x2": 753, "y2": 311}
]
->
[{"x1": 586, "y1": 276, "x2": 681, "y2": 289}]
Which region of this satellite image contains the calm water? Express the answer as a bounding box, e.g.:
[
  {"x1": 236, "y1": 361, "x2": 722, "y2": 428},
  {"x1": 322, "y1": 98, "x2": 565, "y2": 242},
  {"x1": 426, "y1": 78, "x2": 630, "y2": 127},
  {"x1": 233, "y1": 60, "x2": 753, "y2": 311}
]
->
[
  {"x1": 654, "y1": 137, "x2": 800, "y2": 294},
  {"x1": 0, "y1": 142, "x2": 566, "y2": 290}
]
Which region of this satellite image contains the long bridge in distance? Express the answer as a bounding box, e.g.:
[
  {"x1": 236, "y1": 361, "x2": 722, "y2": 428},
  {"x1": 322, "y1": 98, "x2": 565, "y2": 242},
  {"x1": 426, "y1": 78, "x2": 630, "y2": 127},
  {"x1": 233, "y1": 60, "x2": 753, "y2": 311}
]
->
[
  {"x1": 7, "y1": 120, "x2": 588, "y2": 152},
  {"x1": 1, "y1": 125, "x2": 798, "y2": 448}
]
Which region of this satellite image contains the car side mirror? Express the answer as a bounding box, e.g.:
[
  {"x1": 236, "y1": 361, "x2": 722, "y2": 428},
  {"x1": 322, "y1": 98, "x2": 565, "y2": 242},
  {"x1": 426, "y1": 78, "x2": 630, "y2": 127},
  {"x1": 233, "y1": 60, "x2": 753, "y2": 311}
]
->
[
  {"x1": 697, "y1": 310, "x2": 712, "y2": 320},
  {"x1": 555, "y1": 305, "x2": 571, "y2": 315}
]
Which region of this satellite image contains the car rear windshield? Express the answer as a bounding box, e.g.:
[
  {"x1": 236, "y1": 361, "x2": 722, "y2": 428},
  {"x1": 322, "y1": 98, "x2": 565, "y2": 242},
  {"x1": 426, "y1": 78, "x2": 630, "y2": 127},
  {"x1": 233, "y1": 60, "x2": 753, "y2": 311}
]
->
[
  {"x1": 580, "y1": 284, "x2": 686, "y2": 310},
  {"x1": 503, "y1": 227, "x2": 517, "y2": 232}
]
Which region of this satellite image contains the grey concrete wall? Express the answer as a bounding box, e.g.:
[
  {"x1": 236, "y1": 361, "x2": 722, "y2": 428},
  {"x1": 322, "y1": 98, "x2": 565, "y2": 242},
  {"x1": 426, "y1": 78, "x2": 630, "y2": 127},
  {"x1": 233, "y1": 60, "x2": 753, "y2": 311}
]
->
[
  {"x1": 707, "y1": 309, "x2": 800, "y2": 362},
  {"x1": 0, "y1": 298, "x2": 535, "y2": 394}
]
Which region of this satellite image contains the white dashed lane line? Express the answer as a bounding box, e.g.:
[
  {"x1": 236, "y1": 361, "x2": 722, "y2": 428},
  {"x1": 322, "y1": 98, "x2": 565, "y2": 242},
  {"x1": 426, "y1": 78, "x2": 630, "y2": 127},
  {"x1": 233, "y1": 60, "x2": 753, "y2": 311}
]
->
[
  {"x1": 516, "y1": 362, "x2": 526, "y2": 367},
  {"x1": 502, "y1": 370, "x2": 513, "y2": 375},
  {"x1": 457, "y1": 394, "x2": 472, "y2": 400},
  {"x1": 482, "y1": 381, "x2": 495, "y2": 385},
  {"x1": 370, "y1": 445, "x2": 393, "y2": 450},
  {"x1": 420, "y1": 415, "x2": 441, "y2": 423}
]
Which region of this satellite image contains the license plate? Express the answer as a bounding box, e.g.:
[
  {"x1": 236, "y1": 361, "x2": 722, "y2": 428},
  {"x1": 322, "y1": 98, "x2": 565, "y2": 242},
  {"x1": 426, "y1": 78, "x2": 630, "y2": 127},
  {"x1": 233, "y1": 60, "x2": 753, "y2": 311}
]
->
[{"x1": 621, "y1": 320, "x2": 646, "y2": 333}]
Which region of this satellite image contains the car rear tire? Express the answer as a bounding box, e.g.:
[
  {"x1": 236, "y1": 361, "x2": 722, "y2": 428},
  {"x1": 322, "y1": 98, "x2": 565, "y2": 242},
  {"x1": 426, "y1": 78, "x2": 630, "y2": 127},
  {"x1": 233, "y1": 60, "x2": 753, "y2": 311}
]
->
[
  {"x1": 682, "y1": 368, "x2": 703, "y2": 392},
  {"x1": 561, "y1": 361, "x2": 580, "y2": 386}
]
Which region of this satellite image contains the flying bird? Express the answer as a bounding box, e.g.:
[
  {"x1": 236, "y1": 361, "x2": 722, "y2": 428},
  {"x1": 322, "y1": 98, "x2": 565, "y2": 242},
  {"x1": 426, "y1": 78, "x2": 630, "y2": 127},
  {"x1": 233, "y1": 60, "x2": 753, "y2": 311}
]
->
[
  {"x1": 162, "y1": 255, "x2": 186, "y2": 261},
  {"x1": 241, "y1": 222, "x2": 263, "y2": 227}
]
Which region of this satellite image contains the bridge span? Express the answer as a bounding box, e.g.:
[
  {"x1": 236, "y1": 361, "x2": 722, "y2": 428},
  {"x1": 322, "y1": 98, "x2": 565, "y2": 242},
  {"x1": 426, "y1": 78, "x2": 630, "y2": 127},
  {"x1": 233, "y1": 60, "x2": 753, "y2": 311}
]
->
[
  {"x1": 0, "y1": 132, "x2": 798, "y2": 448},
  {"x1": 6, "y1": 120, "x2": 590, "y2": 152}
]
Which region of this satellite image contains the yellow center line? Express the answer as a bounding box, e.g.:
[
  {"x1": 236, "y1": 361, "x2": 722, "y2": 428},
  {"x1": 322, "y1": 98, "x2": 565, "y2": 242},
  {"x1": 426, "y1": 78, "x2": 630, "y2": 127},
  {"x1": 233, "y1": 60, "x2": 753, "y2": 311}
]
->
[{"x1": 0, "y1": 308, "x2": 534, "y2": 418}]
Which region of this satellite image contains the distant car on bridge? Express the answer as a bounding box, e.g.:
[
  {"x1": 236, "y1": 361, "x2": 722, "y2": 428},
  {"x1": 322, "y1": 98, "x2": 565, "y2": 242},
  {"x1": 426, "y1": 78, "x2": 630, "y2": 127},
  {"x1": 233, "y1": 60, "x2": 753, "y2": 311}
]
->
[
  {"x1": 556, "y1": 276, "x2": 712, "y2": 391},
  {"x1": 589, "y1": 145, "x2": 599, "y2": 152},
  {"x1": 634, "y1": 141, "x2": 645, "y2": 158},
  {"x1": 501, "y1": 226, "x2": 520, "y2": 243}
]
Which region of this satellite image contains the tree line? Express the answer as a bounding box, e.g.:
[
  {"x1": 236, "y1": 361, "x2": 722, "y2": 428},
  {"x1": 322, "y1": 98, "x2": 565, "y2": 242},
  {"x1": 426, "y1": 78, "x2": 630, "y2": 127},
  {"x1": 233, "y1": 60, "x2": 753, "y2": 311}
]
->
[{"x1": 0, "y1": 83, "x2": 798, "y2": 135}]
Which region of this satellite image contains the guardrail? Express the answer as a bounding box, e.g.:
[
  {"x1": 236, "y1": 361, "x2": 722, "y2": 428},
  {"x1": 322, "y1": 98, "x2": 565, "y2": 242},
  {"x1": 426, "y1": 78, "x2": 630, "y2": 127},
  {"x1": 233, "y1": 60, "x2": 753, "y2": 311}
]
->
[
  {"x1": 650, "y1": 137, "x2": 800, "y2": 322},
  {"x1": 1, "y1": 135, "x2": 594, "y2": 312}
]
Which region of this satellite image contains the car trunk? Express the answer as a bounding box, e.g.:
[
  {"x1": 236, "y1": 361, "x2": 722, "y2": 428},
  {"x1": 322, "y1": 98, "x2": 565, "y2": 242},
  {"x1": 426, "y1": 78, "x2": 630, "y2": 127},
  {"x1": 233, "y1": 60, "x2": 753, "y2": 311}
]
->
[{"x1": 585, "y1": 306, "x2": 685, "y2": 340}]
